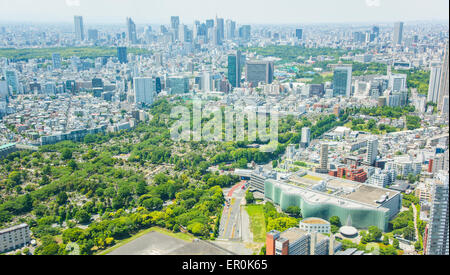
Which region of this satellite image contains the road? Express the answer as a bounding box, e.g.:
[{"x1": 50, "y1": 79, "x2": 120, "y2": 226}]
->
[
  {"x1": 412, "y1": 204, "x2": 419, "y2": 243},
  {"x1": 218, "y1": 182, "x2": 246, "y2": 241}
]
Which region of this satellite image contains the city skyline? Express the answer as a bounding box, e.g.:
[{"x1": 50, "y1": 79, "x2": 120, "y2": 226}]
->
[{"x1": 0, "y1": 0, "x2": 448, "y2": 24}]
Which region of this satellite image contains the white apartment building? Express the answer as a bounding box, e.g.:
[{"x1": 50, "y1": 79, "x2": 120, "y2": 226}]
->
[{"x1": 0, "y1": 223, "x2": 31, "y2": 253}]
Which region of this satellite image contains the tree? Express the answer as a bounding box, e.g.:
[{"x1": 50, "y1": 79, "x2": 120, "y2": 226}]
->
[
  {"x1": 368, "y1": 226, "x2": 382, "y2": 242},
  {"x1": 75, "y1": 209, "x2": 91, "y2": 224},
  {"x1": 245, "y1": 191, "x2": 255, "y2": 204},
  {"x1": 141, "y1": 197, "x2": 163, "y2": 211},
  {"x1": 383, "y1": 235, "x2": 390, "y2": 246},
  {"x1": 285, "y1": 206, "x2": 302, "y2": 218},
  {"x1": 56, "y1": 192, "x2": 68, "y2": 205},
  {"x1": 60, "y1": 148, "x2": 73, "y2": 160},
  {"x1": 393, "y1": 238, "x2": 400, "y2": 249},
  {"x1": 329, "y1": 216, "x2": 341, "y2": 227}
]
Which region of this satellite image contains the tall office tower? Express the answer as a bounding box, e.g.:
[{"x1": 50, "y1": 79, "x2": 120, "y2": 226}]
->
[
  {"x1": 126, "y1": 17, "x2": 138, "y2": 44},
  {"x1": 178, "y1": 24, "x2": 186, "y2": 42},
  {"x1": 5, "y1": 70, "x2": 18, "y2": 93},
  {"x1": 295, "y1": 29, "x2": 303, "y2": 40},
  {"x1": 52, "y1": 53, "x2": 61, "y2": 69},
  {"x1": 193, "y1": 21, "x2": 200, "y2": 39},
  {"x1": 215, "y1": 17, "x2": 224, "y2": 40},
  {"x1": 428, "y1": 62, "x2": 443, "y2": 104},
  {"x1": 134, "y1": 77, "x2": 155, "y2": 105},
  {"x1": 225, "y1": 20, "x2": 236, "y2": 40},
  {"x1": 389, "y1": 73, "x2": 407, "y2": 92},
  {"x1": 438, "y1": 43, "x2": 449, "y2": 112},
  {"x1": 372, "y1": 26, "x2": 380, "y2": 37},
  {"x1": 205, "y1": 19, "x2": 214, "y2": 29},
  {"x1": 366, "y1": 137, "x2": 379, "y2": 166},
  {"x1": 393, "y1": 22, "x2": 404, "y2": 45},
  {"x1": 227, "y1": 51, "x2": 242, "y2": 88},
  {"x1": 425, "y1": 171, "x2": 449, "y2": 255},
  {"x1": 87, "y1": 29, "x2": 99, "y2": 42},
  {"x1": 332, "y1": 66, "x2": 352, "y2": 97},
  {"x1": 301, "y1": 127, "x2": 311, "y2": 148},
  {"x1": 74, "y1": 16, "x2": 84, "y2": 41},
  {"x1": 117, "y1": 47, "x2": 127, "y2": 64},
  {"x1": 239, "y1": 25, "x2": 251, "y2": 41},
  {"x1": 171, "y1": 16, "x2": 180, "y2": 40},
  {"x1": 211, "y1": 26, "x2": 222, "y2": 46},
  {"x1": 319, "y1": 143, "x2": 329, "y2": 172},
  {"x1": 245, "y1": 60, "x2": 274, "y2": 87},
  {"x1": 0, "y1": 78, "x2": 8, "y2": 99}
]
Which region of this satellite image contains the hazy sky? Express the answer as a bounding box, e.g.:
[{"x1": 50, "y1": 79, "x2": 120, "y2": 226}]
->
[{"x1": 0, "y1": 0, "x2": 449, "y2": 24}]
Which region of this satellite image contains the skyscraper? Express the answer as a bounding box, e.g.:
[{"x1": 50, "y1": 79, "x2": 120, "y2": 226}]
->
[
  {"x1": 393, "y1": 22, "x2": 404, "y2": 45},
  {"x1": 126, "y1": 17, "x2": 138, "y2": 44},
  {"x1": 239, "y1": 25, "x2": 251, "y2": 41},
  {"x1": 295, "y1": 29, "x2": 303, "y2": 40},
  {"x1": 134, "y1": 77, "x2": 155, "y2": 105},
  {"x1": 245, "y1": 60, "x2": 274, "y2": 87},
  {"x1": 87, "y1": 29, "x2": 99, "y2": 42},
  {"x1": 215, "y1": 17, "x2": 224, "y2": 40},
  {"x1": 225, "y1": 20, "x2": 236, "y2": 40},
  {"x1": 428, "y1": 62, "x2": 443, "y2": 104},
  {"x1": 438, "y1": 43, "x2": 449, "y2": 112},
  {"x1": 117, "y1": 47, "x2": 127, "y2": 64},
  {"x1": 52, "y1": 53, "x2": 61, "y2": 69},
  {"x1": 301, "y1": 127, "x2": 311, "y2": 148},
  {"x1": 425, "y1": 171, "x2": 449, "y2": 255},
  {"x1": 228, "y1": 51, "x2": 242, "y2": 88},
  {"x1": 366, "y1": 137, "x2": 379, "y2": 166},
  {"x1": 389, "y1": 73, "x2": 407, "y2": 92},
  {"x1": 319, "y1": 143, "x2": 329, "y2": 172},
  {"x1": 74, "y1": 16, "x2": 84, "y2": 41},
  {"x1": 5, "y1": 70, "x2": 18, "y2": 94},
  {"x1": 171, "y1": 16, "x2": 180, "y2": 40},
  {"x1": 332, "y1": 65, "x2": 352, "y2": 97}
]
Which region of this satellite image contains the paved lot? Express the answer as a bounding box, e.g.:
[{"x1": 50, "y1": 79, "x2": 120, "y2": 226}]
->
[{"x1": 107, "y1": 231, "x2": 188, "y2": 255}]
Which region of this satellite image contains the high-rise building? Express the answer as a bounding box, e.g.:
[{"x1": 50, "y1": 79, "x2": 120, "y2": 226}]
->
[
  {"x1": 389, "y1": 73, "x2": 407, "y2": 92},
  {"x1": 332, "y1": 65, "x2": 352, "y2": 97},
  {"x1": 88, "y1": 29, "x2": 99, "y2": 42},
  {"x1": 117, "y1": 47, "x2": 127, "y2": 64},
  {"x1": 74, "y1": 16, "x2": 84, "y2": 41},
  {"x1": 366, "y1": 137, "x2": 379, "y2": 166},
  {"x1": 52, "y1": 53, "x2": 61, "y2": 69},
  {"x1": 227, "y1": 51, "x2": 242, "y2": 88},
  {"x1": 171, "y1": 16, "x2": 180, "y2": 40},
  {"x1": 245, "y1": 60, "x2": 274, "y2": 87},
  {"x1": 393, "y1": 22, "x2": 404, "y2": 45},
  {"x1": 295, "y1": 29, "x2": 303, "y2": 40},
  {"x1": 225, "y1": 20, "x2": 236, "y2": 40},
  {"x1": 424, "y1": 171, "x2": 449, "y2": 255},
  {"x1": 428, "y1": 62, "x2": 443, "y2": 104},
  {"x1": 239, "y1": 25, "x2": 251, "y2": 41},
  {"x1": 319, "y1": 143, "x2": 329, "y2": 172},
  {"x1": 301, "y1": 127, "x2": 311, "y2": 148},
  {"x1": 0, "y1": 224, "x2": 31, "y2": 253},
  {"x1": 5, "y1": 70, "x2": 18, "y2": 94},
  {"x1": 126, "y1": 17, "x2": 138, "y2": 44},
  {"x1": 133, "y1": 77, "x2": 155, "y2": 105},
  {"x1": 372, "y1": 26, "x2": 380, "y2": 37},
  {"x1": 166, "y1": 76, "x2": 189, "y2": 94},
  {"x1": 215, "y1": 17, "x2": 224, "y2": 40},
  {"x1": 438, "y1": 43, "x2": 449, "y2": 112}
]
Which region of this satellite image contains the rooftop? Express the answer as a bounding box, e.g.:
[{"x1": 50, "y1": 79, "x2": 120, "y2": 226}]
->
[{"x1": 301, "y1": 217, "x2": 330, "y2": 225}]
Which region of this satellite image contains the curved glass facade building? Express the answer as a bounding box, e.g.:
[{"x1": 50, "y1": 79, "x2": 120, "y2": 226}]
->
[{"x1": 264, "y1": 180, "x2": 401, "y2": 232}]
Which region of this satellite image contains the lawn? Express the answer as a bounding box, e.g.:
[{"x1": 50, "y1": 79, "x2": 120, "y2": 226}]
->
[
  {"x1": 245, "y1": 205, "x2": 267, "y2": 243},
  {"x1": 302, "y1": 174, "x2": 323, "y2": 181},
  {"x1": 96, "y1": 226, "x2": 195, "y2": 255}
]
